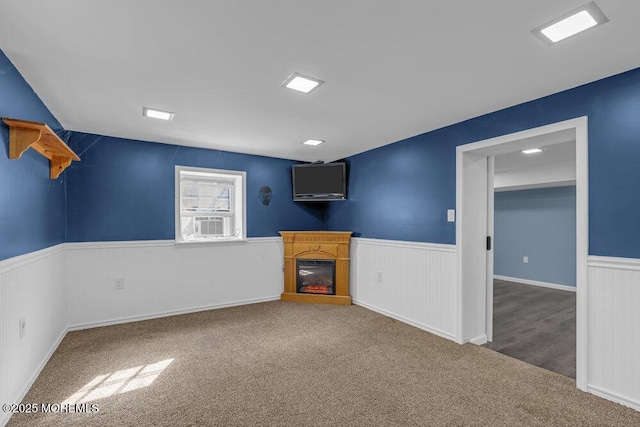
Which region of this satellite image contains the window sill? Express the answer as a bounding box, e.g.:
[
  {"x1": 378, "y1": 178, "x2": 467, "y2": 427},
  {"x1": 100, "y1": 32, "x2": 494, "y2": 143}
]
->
[{"x1": 174, "y1": 238, "x2": 248, "y2": 246}]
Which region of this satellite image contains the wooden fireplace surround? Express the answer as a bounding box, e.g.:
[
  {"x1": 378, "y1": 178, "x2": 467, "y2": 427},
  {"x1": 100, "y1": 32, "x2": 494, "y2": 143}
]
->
[{"x1": 280, "y1": 231, "x2": 352, "y2": 305}]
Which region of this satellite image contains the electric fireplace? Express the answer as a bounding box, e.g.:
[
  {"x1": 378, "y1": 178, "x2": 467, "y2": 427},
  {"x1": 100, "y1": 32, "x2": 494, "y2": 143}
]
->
[
  {"x1": 280, "y1": 231, "x2": 352, "y2": 305},
  {"x1": 297, "y1": 259, "x2": 336, "y2": 295}
]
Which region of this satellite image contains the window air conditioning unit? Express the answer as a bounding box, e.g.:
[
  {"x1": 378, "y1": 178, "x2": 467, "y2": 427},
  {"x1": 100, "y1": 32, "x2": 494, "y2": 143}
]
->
[{"x1": 194, "y1": 216, "x2": 230, "y2": 236}]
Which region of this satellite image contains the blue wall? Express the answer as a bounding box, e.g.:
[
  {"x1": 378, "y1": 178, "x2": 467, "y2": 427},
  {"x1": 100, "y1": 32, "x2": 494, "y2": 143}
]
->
[
  {"x1": 65, "y1": 132, "x2": 324, "y2": 242},
  {"x1": 4, "y1": 40, "x2": 640, "y2": 260},
  {"x1": 0, "y1": 50, "x2": 66, "y2": 261},
  {"x1": 494, "y1": 187, "x2": 576, "y2": 287},
  {"x1": 327, "y1": 138, "x2": 455, "y2": 243},
  {"x1": 0, "y1": 46, "x2": 323, "y2": 256},
  {"x1": 326, "y1": 67, "x2": 640, "y2": 259}
]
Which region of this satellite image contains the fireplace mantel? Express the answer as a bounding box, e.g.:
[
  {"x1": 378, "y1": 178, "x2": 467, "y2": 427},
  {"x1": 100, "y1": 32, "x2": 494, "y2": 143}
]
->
[{"x1": 280, "y1": 231, "x2": 352, "y2": 305}]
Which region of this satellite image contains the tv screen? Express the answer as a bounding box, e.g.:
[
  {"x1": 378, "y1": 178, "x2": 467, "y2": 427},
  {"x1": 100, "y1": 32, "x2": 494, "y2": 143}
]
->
[{"x1": 292, "y1": 162, "x2": 346, "y2": 201}]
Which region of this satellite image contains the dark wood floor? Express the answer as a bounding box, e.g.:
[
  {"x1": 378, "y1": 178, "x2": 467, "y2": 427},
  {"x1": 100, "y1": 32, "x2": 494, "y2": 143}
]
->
[{"x1": 483, "y1": 279, "x2": 576, "y2": 379}]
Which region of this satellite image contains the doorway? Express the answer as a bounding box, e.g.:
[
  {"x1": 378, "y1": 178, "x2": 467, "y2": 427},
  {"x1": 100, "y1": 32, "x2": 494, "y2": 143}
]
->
[
  {"x1": 455, "y1": 117, "x2": 588, "y2": 390},
  {"x1": 487, "y1": 144, "x2": 577, "y2": 378}
]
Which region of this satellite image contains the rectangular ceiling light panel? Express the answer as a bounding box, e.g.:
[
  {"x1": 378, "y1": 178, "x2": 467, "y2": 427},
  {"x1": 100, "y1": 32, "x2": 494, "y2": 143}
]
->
[
  {"x1": 283, "y1": 73, "x2": 324, "y2": 94},
  {"x1": 522, "y1": 148, "x2": 543, "y2": 154},
  {"x1": 302, "y1": 139, "x2": 324, "y2": 146},
  {"x1": 143, "y1": 107, "x2": 175, "y2": 121},
  {"x1": 533, "y1": 2, "x2": 609, "y2": 45},
  {"x1": 541, "y1": 11, "x2": 597, "y2": 42}
]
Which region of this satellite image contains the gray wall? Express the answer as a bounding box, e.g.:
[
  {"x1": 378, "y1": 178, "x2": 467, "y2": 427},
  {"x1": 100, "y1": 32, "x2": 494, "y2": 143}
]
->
[{"x1": 494, "y1": 186, "x2": 576, "y2": 287}]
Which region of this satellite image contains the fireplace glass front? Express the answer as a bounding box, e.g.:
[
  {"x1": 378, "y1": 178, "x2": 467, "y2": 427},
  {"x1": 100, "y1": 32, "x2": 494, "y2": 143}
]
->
[{"x1": 296, "y1": 259, "x2": 336, "y2": 295}]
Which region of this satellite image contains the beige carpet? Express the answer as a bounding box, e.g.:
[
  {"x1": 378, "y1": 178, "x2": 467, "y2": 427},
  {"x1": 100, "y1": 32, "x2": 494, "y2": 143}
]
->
[{"x1": 8, "y1": 301, "x2": 640, "y2": 426}]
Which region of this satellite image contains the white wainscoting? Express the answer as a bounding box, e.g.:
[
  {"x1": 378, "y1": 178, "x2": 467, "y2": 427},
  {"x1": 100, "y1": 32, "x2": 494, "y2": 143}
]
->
[
  {"x1": 64, "y1": 238, "x2": 284, "y2": 329},
  {"x1": 0, "y1": 245, "x2": 67, "y2": 427},
  {"x1": 0, "y1": 238, "x2": 283, "y2": 427},
  {"x1": 350, "y1": 238, "x2": 458, "y2": 341},
  {"x1": 3, "y1": 240, "x2": 640, "y2": 424},
  {"x1": 587, "y1": 256, "x2": 640, "y2": 411}
]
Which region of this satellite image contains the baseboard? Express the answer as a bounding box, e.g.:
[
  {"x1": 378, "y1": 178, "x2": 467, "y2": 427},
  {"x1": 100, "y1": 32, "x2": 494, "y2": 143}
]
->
[
  {"x1": 470, "y1": 334, "x2": 488, "y2": 345},
  {"x1": 0, "y1": 327, "x2": 68, "y2": 427},
  {"x1": 67, "y1": 296, "x2": 281, "y2": 331},
  {"x1": 353, "y1": 299, "x2": 457, "y2": 342},
  {"x1": 588, "y1": 385, "x2": 640, "y2": 412},
  {"x1": 494, "y1": 275, "x2": 576, "y2": 292}
]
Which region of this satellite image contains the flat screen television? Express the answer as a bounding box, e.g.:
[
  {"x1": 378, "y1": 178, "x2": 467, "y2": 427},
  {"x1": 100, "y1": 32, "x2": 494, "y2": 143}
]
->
[{"x1": 292, "y1": 162, "x2": 347, "y2": 201}]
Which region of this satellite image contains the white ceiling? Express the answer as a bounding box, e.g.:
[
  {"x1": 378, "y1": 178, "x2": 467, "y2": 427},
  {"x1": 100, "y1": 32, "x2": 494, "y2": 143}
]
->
[
  {"x1": 1, "y1": 1, "x2": 639, "y2": 162},
  {"x1": 494, "y1": 140, "x2": 576, "y2": 191},
  {"x1": 495, "y1": 140, "x2": 576, "y2": 174}
]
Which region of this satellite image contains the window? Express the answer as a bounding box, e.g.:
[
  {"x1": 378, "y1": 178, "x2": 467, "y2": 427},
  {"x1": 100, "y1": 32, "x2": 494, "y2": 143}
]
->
[{"x1": 175, "y1": 166, "x2": 246, "y2": 243}]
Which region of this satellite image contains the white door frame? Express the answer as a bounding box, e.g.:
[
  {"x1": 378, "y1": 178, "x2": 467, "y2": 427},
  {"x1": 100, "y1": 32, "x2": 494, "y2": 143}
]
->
[
  {"x1": 455, "y1": 116, "x2": 588, "y2": 391},
  {"x1": 486, "y1": 155, "x2": 495, "y2": 343}
]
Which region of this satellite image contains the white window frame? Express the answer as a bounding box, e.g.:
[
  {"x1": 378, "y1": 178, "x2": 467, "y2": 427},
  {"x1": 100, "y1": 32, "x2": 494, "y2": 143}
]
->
[{"x1": 175, "y1": 165, "x2": 246, "y2": 243}]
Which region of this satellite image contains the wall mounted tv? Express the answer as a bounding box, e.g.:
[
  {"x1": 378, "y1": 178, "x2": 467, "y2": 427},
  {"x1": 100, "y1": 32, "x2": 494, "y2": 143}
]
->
[{"x1": 292, "y1": 162, "x2": 347, "y2": 201}]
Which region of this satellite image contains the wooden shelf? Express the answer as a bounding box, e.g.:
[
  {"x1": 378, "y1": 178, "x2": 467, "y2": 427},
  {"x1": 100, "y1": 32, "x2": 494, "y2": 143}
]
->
[{"x1": 3, "y1": 118, "x2": 80, "y2": 179}]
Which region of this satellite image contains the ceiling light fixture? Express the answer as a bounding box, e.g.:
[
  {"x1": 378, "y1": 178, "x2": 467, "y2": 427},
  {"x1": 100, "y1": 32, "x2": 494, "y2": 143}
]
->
[
  {"x1": 302, "y1": 139, "x2": 324, "y2": 146},
  {"x1": 282, "y1": 73, "x2": 324, "y2": 94},
  {"x1": 533, "y1": 2, "x2": 609, "y2": 45},
  {"x1": 143, "y1": 107, "x2": 175, "y2": 121},
  {"x1": 522, "y1": 148, "x2": 543, "y2": 154},
  {"x1": 542, "y1": 11, "x2": 596, "y2": 42}
]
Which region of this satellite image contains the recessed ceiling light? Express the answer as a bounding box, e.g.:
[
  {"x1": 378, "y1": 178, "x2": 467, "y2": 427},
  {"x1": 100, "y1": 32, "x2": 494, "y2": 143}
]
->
[
  {"x1": 143, "y1": 107, "x2": 175, "y2": 121},
  {"x1": 542, "y1": 11, "x2": 596, "y2": 42},
  {"x1": 533, "y1": 2, "x2": 609, "y2": 45},
  {"x1": 302, "y1": 139, "x2": 324, "y2": 146},
  {"x1": 282, "y1": 73, "x2": 324, "y2": 94},
  {"x1": 522, "y1": 148, "x2": 543, "y2": 154}
]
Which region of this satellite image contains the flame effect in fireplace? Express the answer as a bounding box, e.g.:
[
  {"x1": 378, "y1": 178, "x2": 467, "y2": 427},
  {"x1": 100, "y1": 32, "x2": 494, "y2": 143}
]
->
[{"x1": 299, "y1": 284, "x2": 333, "y2": 294}]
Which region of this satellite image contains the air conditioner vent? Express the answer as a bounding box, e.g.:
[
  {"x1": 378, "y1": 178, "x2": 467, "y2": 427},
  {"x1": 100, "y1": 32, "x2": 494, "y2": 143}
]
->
[{"x1": 194, "y1": 216, "x2": 231, "y2": 236}]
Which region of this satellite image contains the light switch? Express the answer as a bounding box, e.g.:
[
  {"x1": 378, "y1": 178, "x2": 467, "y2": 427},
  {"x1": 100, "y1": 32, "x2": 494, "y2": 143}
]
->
[
  {"x1": 523, "y1": 256, "x2": 529, "y2": 264},
  {"x1": 447, "y1": 209, "x2": 455, "y2": 222}
]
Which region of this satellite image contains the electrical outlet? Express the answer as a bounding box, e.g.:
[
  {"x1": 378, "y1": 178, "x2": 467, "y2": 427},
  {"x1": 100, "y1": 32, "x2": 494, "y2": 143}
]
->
[
  {"x1": 523, "y1": 256, "x2": 529, "y2": 264},
  {"x1": 376, "y1": 272, "x2": 383, "y2": 282},
  {"x1": 115, "y1": 277, "x2": 125, "y2": 290},
  {"x1": 19, "y1": 317, "x2": 26, "y2": 339}
]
